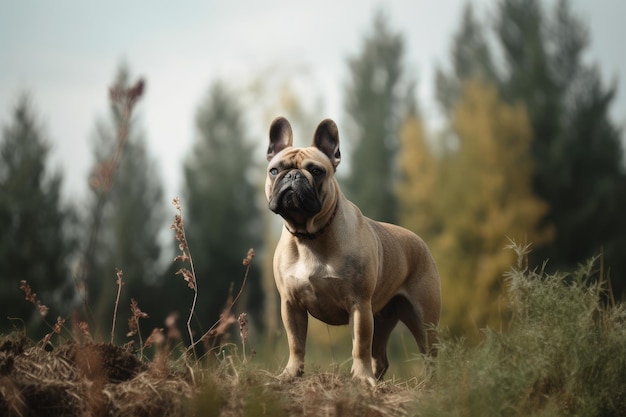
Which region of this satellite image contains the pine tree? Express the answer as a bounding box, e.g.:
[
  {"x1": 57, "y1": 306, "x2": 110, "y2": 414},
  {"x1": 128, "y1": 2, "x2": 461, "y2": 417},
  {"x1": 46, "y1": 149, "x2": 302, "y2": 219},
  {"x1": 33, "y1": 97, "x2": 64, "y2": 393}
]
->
[
  {"x1": 435, "y1": 4, "x2": 496, "y2": 116},
  {"x1": 343, "y1": 11, "x2": 407, "y2": 223},
  {"x1": 495, "y1": 0, "x2": 626, "y2": 289},
  {"x1": 437, "y1": 0, "x2": 626, "y2": 295},
  {"x1": 0, "y1": 95, "x2": 76, "y2": 335},
  {"x1": 83, "y1": 66, "x2": 165, "y2": 338},
  {"x1": 182, "y1": 80, "x2": 262, "y2": 336}
]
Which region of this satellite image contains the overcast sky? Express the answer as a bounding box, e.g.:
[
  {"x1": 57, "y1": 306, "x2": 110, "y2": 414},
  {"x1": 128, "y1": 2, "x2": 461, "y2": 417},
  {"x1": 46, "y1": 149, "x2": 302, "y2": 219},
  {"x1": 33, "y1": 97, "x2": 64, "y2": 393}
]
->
[{"x1": 1, "y1": 0, "x2": 624, "y2": 204}]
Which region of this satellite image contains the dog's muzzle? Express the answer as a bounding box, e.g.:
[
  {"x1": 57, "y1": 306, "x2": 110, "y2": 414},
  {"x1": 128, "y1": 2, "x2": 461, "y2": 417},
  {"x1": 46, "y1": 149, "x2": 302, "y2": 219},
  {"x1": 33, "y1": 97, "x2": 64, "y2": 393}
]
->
[{"x1": 269, "y1": 170, "x2": 322, "y2": 217}]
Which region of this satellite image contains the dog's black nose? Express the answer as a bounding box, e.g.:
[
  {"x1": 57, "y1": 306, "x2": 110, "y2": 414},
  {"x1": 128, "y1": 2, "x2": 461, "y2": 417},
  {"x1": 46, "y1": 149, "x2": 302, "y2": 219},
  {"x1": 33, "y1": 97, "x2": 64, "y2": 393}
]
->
[{"x1": 286, "y1": 170, "x2": 305, "y2": 180}]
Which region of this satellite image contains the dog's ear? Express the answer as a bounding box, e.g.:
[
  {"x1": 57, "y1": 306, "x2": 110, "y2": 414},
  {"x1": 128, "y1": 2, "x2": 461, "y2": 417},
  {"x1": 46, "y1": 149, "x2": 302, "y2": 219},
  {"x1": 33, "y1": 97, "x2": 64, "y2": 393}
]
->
[
  {"x1": 313, "y1": 119, "x2": 341, "y2": 169},
  {"x1": 267, "y1": 117, "x2": 293, "y2": 161}
]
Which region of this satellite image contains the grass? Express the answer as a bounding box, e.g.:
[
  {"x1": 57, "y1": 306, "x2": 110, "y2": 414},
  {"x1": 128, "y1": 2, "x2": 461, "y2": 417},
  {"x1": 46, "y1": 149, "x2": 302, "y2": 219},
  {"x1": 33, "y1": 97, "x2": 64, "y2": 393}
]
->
[
  {"x1": 416, "y1": 246, "x2": 626, "y2": 417},
  {"x1": 188, "y1": 356, "x2": 424, "y2": 417}
]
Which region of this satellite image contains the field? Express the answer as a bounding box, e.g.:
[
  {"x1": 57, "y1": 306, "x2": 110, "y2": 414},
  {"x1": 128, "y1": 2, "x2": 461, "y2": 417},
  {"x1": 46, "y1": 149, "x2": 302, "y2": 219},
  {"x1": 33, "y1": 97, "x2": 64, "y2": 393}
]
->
[{"x1": 1, "y1": 243, "x2": 625, "y2": 417}]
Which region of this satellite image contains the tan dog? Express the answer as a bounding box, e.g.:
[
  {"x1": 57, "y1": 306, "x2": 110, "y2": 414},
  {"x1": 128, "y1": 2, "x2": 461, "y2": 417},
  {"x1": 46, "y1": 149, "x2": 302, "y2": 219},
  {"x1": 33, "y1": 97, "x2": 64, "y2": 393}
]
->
[{"x1": 265, "y1": 117, "x2": 441, "y2": 385}]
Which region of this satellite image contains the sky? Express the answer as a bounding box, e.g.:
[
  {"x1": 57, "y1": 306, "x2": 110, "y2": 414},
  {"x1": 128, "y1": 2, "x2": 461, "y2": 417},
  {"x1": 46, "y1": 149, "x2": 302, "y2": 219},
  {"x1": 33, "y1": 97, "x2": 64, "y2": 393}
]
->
[{"x1": 1, "y1": 0, "x2": 625, "y2": 205}]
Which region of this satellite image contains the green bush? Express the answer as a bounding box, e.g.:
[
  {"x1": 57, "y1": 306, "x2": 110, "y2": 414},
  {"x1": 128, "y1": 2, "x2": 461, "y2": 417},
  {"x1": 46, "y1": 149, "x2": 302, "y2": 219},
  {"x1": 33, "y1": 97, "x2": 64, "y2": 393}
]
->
[{"x1": 418, "y1": 245, "x2": 626, "y2": 417}]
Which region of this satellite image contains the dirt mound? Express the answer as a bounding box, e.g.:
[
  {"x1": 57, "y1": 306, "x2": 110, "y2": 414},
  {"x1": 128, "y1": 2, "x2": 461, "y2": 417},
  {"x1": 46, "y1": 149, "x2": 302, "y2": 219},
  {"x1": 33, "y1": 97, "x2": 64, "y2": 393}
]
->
[{"x1": 0, "y1": 335, "x2": 194, "y2": 417}]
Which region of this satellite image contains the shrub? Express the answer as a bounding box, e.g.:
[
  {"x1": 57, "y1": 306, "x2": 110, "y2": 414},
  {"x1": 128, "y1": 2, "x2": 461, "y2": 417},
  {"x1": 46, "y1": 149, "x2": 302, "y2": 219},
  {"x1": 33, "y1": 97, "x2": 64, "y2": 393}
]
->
[{"x1": 417, "y1": 244, "x2": 626, "y2": 417}]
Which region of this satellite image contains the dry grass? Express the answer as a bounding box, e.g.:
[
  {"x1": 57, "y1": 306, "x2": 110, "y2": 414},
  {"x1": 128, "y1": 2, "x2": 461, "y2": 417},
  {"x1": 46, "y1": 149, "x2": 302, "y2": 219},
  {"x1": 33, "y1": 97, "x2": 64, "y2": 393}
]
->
[
  {"x1": 0, "y1": 334, "x2": 192, "y2": 417},
  {"x1": 0, "y1": 333, "x2": 424, "y2": 417},
  {"x1": 189, "y1": 359, "x2": 425, "y2": 417}
]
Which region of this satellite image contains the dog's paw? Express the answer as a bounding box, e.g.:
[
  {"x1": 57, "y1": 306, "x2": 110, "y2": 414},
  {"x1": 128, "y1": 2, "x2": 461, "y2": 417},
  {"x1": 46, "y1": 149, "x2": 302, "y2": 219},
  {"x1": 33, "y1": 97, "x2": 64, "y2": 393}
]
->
[
  {"x1": 353, "y1": 373, "x2": 377, "y2": 387},
  {"x1": 351, "y1": 363, "x2": 377, "y2": 387},
  {"x1": 278, "y1": 366, "x2": 304, "y2": 381}
]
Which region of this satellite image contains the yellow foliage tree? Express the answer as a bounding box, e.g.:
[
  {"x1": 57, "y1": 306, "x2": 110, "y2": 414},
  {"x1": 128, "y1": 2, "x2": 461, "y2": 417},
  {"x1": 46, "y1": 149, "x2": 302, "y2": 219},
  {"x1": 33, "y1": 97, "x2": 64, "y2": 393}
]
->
[
  {"x1": 397, "y1": 80, "x2": 553, "y2": 337},
  {"x1": 396, "y1": 110, "x2": 440, "y2": 237}
]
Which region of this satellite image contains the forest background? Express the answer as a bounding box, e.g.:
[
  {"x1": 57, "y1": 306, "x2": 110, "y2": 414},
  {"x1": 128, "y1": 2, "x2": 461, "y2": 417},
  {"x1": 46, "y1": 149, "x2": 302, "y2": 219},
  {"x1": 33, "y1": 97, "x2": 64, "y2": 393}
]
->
[{"x1": 1, "y1": 0, "x2": 626, "y2": 375}]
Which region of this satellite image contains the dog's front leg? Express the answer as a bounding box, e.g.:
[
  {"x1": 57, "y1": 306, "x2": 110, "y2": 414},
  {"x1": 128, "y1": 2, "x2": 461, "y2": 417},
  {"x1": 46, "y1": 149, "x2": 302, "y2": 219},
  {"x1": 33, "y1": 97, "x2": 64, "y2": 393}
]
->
[
  {"x1": 280, "y1": 298, "x2": 308, "y2": 378},
  {"x1": 349, "y1": 302, "x2": 376, "y2": 386}
]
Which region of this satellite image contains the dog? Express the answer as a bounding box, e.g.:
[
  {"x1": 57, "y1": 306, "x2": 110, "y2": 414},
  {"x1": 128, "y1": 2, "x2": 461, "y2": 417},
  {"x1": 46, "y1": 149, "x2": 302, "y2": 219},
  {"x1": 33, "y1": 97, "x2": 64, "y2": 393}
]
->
[{"x1": 265, "y1": 116, "x2": 441, "y2": 385}]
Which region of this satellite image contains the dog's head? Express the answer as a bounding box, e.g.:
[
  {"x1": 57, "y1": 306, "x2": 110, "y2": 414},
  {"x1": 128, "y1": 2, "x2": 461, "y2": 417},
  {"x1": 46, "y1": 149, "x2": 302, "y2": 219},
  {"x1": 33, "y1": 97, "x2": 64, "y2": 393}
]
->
[{"x1": 265, "y1": 117, "x2": 341, "y2": 234}]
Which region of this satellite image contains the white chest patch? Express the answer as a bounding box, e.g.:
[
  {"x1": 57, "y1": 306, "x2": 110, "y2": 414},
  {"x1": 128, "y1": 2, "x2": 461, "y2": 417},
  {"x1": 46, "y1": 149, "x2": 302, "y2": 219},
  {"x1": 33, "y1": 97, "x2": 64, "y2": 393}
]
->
[{"x1": 292, "y1": 258, "x2": 340, "y2": 282}]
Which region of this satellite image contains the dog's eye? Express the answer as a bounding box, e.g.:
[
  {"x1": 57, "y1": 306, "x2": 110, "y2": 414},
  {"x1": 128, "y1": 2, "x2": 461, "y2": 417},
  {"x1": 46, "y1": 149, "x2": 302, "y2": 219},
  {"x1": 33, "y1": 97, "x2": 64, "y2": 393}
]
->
[
  {"x1": 269, "y1": 168, "x2": 279, "y2": 176},
  {"x1": 310, "y1": 167, "x2": 324, "y2": 177}
]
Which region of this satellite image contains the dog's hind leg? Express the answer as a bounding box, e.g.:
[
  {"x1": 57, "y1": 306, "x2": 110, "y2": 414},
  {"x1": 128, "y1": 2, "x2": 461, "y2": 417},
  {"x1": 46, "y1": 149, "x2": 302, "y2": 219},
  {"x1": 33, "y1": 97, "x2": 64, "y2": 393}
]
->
[
  {"x1": 395, "y1": 295, "x2": 433, "y2": 355},
  {"x1": 372, "y1": 298, "x2": 400, "y2": 380}
]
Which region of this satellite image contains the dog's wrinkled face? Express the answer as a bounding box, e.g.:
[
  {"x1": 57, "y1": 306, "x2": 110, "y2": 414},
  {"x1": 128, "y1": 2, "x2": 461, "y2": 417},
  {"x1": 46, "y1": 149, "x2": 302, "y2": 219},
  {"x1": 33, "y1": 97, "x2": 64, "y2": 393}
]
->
[
  {"x1": 265, "y1": 117, "x2": 341, "y2": 230},
  {"x1": 266, "y1": 148, "x2": 328, "y2": 226}
]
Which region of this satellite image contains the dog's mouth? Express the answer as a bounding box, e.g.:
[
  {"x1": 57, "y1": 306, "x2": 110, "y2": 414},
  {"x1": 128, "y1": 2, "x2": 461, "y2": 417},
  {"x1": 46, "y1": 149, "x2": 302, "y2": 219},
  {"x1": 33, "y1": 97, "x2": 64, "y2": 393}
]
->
[
  {"x1": 278, "y1": 189, "x2": 302, "y2": 210},
  {"x1": 269, "y1": 180, "x2": 322, "y2": 225}
]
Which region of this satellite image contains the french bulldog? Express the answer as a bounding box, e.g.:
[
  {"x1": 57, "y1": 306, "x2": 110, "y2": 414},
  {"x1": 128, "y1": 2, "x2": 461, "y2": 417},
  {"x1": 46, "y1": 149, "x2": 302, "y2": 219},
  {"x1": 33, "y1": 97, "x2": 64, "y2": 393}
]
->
[{"x1": 265, "y1": 116, "x2": 441, "y2": 385}]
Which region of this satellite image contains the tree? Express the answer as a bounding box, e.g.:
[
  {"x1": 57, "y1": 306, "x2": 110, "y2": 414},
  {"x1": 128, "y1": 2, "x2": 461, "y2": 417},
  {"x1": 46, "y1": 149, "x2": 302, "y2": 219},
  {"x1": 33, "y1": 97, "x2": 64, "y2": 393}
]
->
[
  {"x1": 435, "y1": 4, "x2": 496, "y2": 116},
  {"x1": 182, "y1": 80, "x2": 262, "y2": 336},
  {"x1": 495, "y1": 0, "x2": 626, "y2": 290},
  {"x1": 84, "y1": 66, "x2": 165, "y2": 339},
  {"x1": 343, "y1": 11, "x2": 407, "y2": 223},
  {"x1": 437, "y1": 0, "x2": 626, "y2": 295},
  {"x1": 399, "y1": 81, "x2": 552, "y2": 335},
  {"x1": 396, "y1": 105, "x2": 440, "y2": 238},
  {"x1": 447, "y1": 81, "x2": 552, "y2": 330},
  {"x1": 0, "y1": 95, "x2": 76, "y2": 335}
]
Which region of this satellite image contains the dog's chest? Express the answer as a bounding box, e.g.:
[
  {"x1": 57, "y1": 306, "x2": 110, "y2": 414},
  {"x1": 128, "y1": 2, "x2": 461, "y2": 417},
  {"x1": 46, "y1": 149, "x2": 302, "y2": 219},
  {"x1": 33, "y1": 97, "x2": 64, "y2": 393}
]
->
[{"x1": 283, "y1": 257, "x2": 352, "y2": 325}]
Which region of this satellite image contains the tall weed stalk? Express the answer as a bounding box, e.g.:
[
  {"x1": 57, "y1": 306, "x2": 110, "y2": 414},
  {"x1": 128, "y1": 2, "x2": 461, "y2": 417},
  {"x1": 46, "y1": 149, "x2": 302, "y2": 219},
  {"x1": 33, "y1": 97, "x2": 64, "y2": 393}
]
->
[{"x1": 76, "y1": 79, "x2": 144, "y2": 320}]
